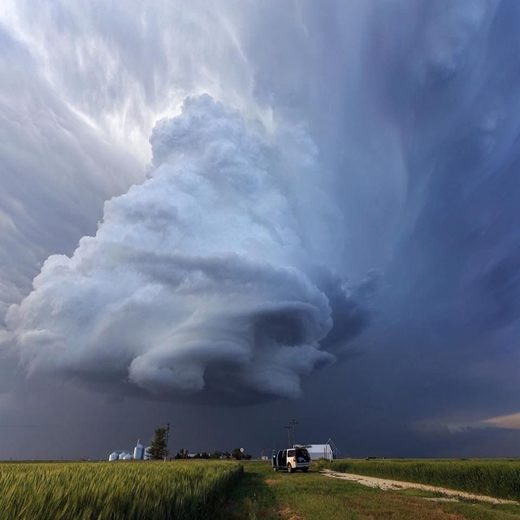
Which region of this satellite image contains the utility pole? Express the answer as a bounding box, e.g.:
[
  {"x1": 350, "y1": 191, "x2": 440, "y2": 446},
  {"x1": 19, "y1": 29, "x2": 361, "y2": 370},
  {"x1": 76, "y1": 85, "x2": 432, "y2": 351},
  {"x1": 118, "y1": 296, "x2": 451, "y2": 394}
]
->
[
  {"x1": 284, "y1": 425, "x2": 291, "y2": 447},
  {"x1": 164, "y1": 423, "x2": 170, "y2": 462},
  {"x1": 289, "y1": 419, "x2": 298, "y2": 446}
]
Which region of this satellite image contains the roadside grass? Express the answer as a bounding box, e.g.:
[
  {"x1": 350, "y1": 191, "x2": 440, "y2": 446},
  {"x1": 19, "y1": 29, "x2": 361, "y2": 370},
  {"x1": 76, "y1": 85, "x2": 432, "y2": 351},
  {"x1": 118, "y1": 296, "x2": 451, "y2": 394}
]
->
[{"x1": 225, "y1": 461, "x2": 520, "y2": 519}]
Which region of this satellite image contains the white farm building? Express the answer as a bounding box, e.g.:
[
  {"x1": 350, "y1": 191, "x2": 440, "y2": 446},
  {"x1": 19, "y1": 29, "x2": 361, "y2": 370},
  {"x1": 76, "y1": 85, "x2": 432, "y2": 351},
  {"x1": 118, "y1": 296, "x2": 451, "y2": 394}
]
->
[
  {"x1": 295, "y1": 440, "x2": 338, "y2": 461},
  {"x1": 305, "y1": 444, "x2": 334, "y2": 461}
]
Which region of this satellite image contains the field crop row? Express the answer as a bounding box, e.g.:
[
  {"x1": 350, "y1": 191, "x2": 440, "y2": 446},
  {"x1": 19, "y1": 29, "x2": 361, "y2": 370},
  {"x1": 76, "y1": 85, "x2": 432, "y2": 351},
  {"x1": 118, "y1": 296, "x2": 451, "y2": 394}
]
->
[
  {"x1": 325, "y1": 459, "x2": 520, "y2": 501},
  {"x1": 0, "y1": 461, "x2": 242, "y2": 520}
]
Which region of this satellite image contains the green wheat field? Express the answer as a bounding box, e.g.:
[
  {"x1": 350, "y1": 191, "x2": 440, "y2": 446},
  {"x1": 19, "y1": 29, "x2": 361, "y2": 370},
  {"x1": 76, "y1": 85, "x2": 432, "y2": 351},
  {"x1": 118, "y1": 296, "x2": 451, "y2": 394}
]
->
[{"x1": 0, "y1": 461, "x2": 242, "y2": 520}]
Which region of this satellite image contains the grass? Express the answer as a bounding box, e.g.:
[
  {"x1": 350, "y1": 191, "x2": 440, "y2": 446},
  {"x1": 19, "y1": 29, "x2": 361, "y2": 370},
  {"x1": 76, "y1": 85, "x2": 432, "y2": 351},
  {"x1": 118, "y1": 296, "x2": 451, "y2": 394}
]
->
[
  {"x1": 225, "y1": 461, "x2": 520, "y2": 520},
  {"x1": 1, "y1": 459, "x2": 520, "y2": 519},
  {"x1": 0, "y1": 460, "x2": 242, "y2": 520},
  {"x1": 322, "y1": 459, "x2": 520, "y2": 502}
]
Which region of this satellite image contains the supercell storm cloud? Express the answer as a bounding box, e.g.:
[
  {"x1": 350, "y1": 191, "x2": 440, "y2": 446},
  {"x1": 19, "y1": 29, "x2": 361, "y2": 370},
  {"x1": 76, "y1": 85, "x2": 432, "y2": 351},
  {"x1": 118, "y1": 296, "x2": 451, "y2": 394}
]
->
[
  {"x1": 6, "y1": 95, "x2": 368, "y2": 403},
  {"x1": 0, "y1": 0, "x2": 519, "y2": 457}
]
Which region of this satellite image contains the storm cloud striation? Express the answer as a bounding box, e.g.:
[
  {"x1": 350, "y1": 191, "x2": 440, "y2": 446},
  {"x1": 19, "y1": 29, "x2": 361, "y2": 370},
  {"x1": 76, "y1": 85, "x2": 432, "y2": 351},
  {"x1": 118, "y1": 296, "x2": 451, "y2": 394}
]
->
[{"x1": 7, "y1": 95, "x2": 367, "y2": 403}]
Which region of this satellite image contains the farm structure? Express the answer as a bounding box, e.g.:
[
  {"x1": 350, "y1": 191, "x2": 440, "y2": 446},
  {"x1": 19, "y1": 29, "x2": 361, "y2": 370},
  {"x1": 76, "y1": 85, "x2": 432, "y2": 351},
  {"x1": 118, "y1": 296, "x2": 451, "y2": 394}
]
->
[
  {"x1": 108, "y1": 440, "x2": 151, "y2": 461},
  {"x1": 295, "y1": 440, "x2": 338, "y2": 461}
]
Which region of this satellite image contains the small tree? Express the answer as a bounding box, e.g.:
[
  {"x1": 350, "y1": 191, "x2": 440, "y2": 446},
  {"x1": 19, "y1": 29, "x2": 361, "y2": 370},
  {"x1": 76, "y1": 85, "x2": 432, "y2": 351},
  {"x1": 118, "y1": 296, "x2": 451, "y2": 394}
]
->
[
  {"x1": 174, "y1": 448, "x2": 189, "y2": 459},
  {"x1": 149, "y1": 427, "x2": 169, "y2": 460},
  {"x1": 231, "y1": 448, "x2": 243, "y2": 460}
]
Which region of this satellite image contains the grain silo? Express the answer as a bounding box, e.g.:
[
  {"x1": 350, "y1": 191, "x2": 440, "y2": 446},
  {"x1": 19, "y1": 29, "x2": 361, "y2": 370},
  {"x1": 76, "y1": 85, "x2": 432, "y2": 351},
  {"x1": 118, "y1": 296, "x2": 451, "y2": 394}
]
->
[
  {"x1": 133, "y1": 440, "x2": 144, "y2": 460},
  {"x1": 108, "y1": 451, "x2": 119, "y2": 462}
]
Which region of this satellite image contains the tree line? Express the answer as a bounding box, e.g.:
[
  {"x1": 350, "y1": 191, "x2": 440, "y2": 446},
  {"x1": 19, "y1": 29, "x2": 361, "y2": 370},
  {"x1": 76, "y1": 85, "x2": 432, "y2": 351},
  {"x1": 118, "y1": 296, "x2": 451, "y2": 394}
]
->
[
  {"x1": 174, "y1": 448, "x2": 251, "y2": 460},
  {"x1": 149, "y1": 426, "x2": 252, "y2": 461}
]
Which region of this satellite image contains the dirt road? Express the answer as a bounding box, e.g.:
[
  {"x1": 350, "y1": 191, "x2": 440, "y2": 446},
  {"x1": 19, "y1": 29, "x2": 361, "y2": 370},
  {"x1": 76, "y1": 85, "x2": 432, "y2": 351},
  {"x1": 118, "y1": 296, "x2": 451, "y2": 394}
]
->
[{"x1": 321, "y1": 469, "x2": 519, "y2": 506}]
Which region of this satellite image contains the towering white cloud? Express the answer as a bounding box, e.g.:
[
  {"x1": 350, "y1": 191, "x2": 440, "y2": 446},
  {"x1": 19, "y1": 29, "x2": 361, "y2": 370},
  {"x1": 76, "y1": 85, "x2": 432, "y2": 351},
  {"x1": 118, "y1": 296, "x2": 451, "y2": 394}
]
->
[{"x1": 6, "y1": 95, "x2": 367, "y2": 402}]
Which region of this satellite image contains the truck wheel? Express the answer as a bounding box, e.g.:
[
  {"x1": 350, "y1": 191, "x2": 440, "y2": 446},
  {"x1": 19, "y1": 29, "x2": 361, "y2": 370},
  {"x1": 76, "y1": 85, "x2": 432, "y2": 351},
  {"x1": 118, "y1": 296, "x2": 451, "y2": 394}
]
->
[{"x1": 287, "y1": 463, "x2": 293, "y2": 473}]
